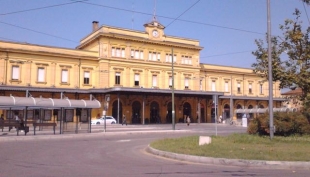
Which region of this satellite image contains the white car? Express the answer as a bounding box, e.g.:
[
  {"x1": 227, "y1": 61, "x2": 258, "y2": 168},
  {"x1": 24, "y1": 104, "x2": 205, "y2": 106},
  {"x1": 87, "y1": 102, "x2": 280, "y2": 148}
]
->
[{"x1": 91, "y1": 116, "x2": 116, "y2": 125}]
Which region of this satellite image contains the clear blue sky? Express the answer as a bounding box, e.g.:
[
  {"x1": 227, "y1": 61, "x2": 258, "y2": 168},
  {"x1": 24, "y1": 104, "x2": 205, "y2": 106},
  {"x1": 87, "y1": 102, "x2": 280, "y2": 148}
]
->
[{"x1": 0, "y1": 0, "x2": 309, "y2": 68}]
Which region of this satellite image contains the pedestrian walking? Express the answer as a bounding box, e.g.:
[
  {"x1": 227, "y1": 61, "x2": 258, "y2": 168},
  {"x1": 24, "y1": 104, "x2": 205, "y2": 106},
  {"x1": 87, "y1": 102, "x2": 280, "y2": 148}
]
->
[
  {"x1": 122, "y1": 114, "x2": 127, "y2": 126},
  {"x1": 186, "y1": 116, "x2": 191, "y2": 126}
]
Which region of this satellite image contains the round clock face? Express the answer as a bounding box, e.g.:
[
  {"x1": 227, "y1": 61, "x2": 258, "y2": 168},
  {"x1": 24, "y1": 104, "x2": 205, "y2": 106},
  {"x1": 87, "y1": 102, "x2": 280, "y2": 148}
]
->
[{"x1": 152, "y1": 30, "x2": 159, "y2": 37}]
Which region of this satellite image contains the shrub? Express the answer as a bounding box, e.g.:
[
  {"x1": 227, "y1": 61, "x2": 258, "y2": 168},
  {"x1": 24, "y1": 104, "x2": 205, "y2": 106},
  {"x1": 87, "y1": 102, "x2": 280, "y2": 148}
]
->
[{"x1": 247, "y1": 112, "x2": 310, "y2": 136}]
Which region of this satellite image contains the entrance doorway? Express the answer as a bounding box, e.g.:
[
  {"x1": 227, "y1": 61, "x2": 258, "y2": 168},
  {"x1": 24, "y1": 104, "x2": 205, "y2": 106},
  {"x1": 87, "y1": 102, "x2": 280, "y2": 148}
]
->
[
  {"x1": 131, "y1": 101, "x2": 141, "y2": 124},
  {"x1": 223, "y1": 104, "x2": 230, "y2": 120},
  {"x1": 183, "y1": 102, "x2": 191, "y2": 123},
  {"x1": 150, "y1": 101, "x2": 160, "y2": 124},
  {"x1": 112, "y1": 100, "x2": 122, "y2": 124}
]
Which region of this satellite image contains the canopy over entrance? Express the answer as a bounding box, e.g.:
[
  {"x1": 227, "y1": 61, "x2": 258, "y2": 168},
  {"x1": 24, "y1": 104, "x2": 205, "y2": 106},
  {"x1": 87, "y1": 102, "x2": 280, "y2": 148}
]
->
[
  {"x1": 235, "y1": 107, "x2": 297, "y2": 114},
  {"x1": 0, "y1": 96, "x2": 101, "y2": 109}
]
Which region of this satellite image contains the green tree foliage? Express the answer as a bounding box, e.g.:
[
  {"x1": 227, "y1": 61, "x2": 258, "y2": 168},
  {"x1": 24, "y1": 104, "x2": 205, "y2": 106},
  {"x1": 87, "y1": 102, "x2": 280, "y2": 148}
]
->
[
  {"x1": 247, "y1": 112, "x2": 310, "y2": 136},
  {"x1": 252, "y1": 9, "x2": 310, "y2": 107}
]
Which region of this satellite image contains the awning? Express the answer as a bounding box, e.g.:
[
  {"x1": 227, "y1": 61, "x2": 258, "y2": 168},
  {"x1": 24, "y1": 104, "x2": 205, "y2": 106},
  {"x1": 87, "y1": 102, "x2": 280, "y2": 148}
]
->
[
  {"x1": 235, "y1": 108, "x2": 267, "y2": 113},
  {"x1": 235, "y1": 107, "x2": 296, "y2": 113},
  {"x1": 0, "y1": 96, "x2": 101, "y2": 109}
]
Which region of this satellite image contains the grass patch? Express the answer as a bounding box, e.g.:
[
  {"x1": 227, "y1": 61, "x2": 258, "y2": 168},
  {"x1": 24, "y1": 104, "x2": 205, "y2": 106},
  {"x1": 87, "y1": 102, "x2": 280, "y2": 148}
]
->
[{"x1": 150, "y1": 134, "x2": 310, "y2": 161}]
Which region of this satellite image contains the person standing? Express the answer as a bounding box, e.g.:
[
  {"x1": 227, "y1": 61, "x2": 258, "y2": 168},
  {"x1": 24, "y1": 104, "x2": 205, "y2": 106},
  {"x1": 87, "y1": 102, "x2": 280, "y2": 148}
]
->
[
  {"x1": 122, "y1": 114, "x2": 127, "y2": 126},
  {"x1": 186, "y1": 116, "x2": 191, "y2": 126}
]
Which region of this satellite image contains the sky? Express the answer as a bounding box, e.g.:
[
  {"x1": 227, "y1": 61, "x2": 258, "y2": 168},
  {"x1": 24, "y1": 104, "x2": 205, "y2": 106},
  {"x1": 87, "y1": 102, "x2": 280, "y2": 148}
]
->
[{"x1": 0, "y1": 0, "x2": 309, "y2": 68}]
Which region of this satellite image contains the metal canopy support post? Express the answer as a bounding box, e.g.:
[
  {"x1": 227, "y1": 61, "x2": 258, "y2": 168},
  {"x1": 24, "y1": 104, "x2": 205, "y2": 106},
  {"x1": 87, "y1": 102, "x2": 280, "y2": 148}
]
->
[
  {"x1": 88, "y1": 108, "x2": 92, "y2": 133},
  {"x1": 142, "y1": 95, "x2": 145, "y2": 125},
  {"x1": 197, "y1": 97, "x2": 201, "y2": 124},
  {"x1": 104, "y1": 94, "x2": 110, "y2": 132},
  {"x1": 60, "y1": 107, "x2": 63, "y2": 134},
  {"x1": 117, "y1": 93, "x2": 120, "y2": 124},
  {"x1": 75, "y1": 109, "x2": 79, "y2": 134}
]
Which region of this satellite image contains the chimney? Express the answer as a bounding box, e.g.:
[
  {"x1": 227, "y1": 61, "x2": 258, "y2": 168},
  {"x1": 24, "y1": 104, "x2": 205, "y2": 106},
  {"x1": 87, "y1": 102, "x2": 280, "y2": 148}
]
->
[{"x1": 92, "y1": 21, "x2": 99, "y2": 32}]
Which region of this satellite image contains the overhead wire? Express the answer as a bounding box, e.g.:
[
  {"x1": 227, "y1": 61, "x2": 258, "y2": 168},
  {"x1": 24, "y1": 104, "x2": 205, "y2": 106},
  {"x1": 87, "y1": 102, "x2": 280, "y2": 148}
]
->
[
  {"x1": 200, "y1": 50, "x2": 254, "y2": 58},
  {"x1": 79, "y1": 1, "x2": 264, "y2": 35},
  {"x1": 0, "y1": 21, "x2": 78, "y2": 43},
  {"x1": 302, "y1": 2, "x2": 310, "y2": 25},
  {"x1": 0, "y1": 0, "x2": 87, "y2": 16},
  {"x1": 0, "y1": 1, "x2": 265, "y2": 57},
  {"x1": 165, "y1": 0, "x2": 201, "y2": 28},
  {"x1": 0, "y1": 0, "x2": 87, "y2": 44}
]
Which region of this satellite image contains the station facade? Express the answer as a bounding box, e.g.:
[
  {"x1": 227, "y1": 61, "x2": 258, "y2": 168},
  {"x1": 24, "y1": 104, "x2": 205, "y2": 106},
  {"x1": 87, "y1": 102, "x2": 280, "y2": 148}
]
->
[{"x1": 0, "y1": 20, "x2": 284, "y2": 124}]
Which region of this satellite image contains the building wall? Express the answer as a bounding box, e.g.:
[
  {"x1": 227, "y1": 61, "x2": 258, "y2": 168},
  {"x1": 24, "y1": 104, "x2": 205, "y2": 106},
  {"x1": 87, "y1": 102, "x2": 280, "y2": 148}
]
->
[{"x1": 0, "y1": 22, "x2": 283, "y2": 123}]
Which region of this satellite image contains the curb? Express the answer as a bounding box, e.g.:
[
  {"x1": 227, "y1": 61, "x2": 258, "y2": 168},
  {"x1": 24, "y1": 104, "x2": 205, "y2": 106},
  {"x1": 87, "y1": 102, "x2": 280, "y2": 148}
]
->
[
  {"x1": 0, "y1": 129, "x2": 191, "y2": 142},
  {"x1": 146, "y1": 145, "x2": 310, "y2": 170}
]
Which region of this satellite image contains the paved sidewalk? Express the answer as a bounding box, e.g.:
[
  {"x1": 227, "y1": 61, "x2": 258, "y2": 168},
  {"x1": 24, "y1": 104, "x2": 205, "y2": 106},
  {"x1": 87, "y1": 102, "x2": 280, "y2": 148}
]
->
[{"x1": 0, "y1": 124, "x2": 190, "y2": 142}]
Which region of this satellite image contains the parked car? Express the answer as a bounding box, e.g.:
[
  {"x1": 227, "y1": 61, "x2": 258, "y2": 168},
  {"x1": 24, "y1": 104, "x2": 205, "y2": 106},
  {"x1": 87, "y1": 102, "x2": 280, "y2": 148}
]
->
[{"x1": 91, "y1": 116, "x2": 116, "y2": 125}]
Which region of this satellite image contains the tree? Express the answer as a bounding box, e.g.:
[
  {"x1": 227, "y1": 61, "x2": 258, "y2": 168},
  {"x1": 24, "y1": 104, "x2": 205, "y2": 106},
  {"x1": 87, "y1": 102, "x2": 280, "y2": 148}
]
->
[
  {"x1": 252, "y1": 9, "x2": 310, "y2": 107},
  {"x1": 302, "y1": 0, "x2": 310, "y2": 5}
]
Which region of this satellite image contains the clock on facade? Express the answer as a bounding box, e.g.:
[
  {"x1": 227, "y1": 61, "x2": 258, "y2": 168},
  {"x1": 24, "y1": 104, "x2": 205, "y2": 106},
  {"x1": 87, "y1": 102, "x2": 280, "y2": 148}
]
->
[{"x1": 152, "y1": 30, "x2": 159, "y2": 37}]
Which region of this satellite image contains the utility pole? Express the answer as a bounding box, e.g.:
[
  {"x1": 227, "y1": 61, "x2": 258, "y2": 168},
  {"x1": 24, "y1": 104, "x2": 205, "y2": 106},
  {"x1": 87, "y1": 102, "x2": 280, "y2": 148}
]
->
[
  {"x1": 171, "y1": 48, "x2": 175, "y2": 130},
  {"x1": 267, "y1": 0, "x2": 274, "y2": 139}
]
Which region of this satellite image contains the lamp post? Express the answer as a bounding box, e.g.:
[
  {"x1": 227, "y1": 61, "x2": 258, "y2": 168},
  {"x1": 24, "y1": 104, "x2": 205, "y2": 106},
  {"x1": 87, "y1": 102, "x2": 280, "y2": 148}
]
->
[
  {"x1": 267, "y1": 0, "x2": 274, "y2": 139},
  {"x1": 171, "y1": 48, "x2": 175, "y2": 130}
]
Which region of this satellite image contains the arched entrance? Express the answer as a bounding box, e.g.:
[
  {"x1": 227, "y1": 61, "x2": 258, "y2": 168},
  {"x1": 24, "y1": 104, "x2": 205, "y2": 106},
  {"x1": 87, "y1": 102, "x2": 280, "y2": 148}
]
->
[
  {"x1": 200, "y1": 103, "x2": 205, "y2": 123},
  {"x1": 183, "y1": 102, "x2": 191, "y2": 123},
  {"x1": 223, "y1": 104, "x2": 230, "y2": 120},
  {"x1": 112, "y1": 100, "x2": 123, "y2": 124},
  {"x1": 258, "y1": 104, "x2": 264, "y2": 115},
  {"x1": 236, "y1": 104, "x2": 242, "y2": 119},
  {"x1": 150, "y1": 101, "x2": 160, "y2": 124},
  {"x1": 166, "y1": 102, "x2": 172, "y2": 123},
  {"x1": 248, "y1": 105, "x2": 254, "y2": 118},
  {"x1": 131, "y1": 101, "x2": 141, "y2": 124}
]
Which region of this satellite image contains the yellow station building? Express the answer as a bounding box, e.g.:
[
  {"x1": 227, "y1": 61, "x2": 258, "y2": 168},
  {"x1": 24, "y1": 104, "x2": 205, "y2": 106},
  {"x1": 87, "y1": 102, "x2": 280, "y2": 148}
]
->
[{"x1": 0, "y1": 20, "x2": 285, "y2": 124}]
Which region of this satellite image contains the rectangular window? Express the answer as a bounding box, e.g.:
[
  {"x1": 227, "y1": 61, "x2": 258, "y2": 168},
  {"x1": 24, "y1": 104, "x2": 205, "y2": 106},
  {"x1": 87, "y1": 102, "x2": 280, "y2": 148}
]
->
[
  {"x1": 185, "y1": 78, "x2": 189, "y2": 89},
  {"x1": 61, "y1": 69, "x2": 68, "y2": 83},
  {"x1": 260, "y1": 84, "x2": 263, "y2": 94},
  {"x1": 115, "y1": 72, "x2": 121, "y2": 85},
  {"x1": 12, "y1": 66, "x2": 19, "y2": 80},
  {"x1": 165, "y1": 54, "x2": 176, "y2": 62},
  {"x1": 169, "y1": 76, "x2": 172, "y2": 88},
  {"x1": 84, "y1": 71, "x2": 90, "y2": 84},
  {"x1": 112, "y1": 47, "x2": 125, "y2": 58},
  {"x1": 249, "y1": 83, "x2": 252, "y2": 94},
  {"x1": 134, "y1": 74, "x2": 139, "y2": 86},
  {"x1": 224, "y1": 81, "x2": 228, "y2": 92},
  {"x1": 152, "y1": 75, "x2": 157, "y2": 87},
  {"x1": 131, "y1": 50, "x2": 135, "y2": 58},
  {"x1": 132, "y1": 49, "x2": 143, "y2": 59},
  {"x1": 237, "y1": 83, "x2": 241, "y2": 93},
  {"x1": 135, "y1": 50, "x2": 139, "y2": 59},
  {"x1": 149, "y1": 52, "x2": 161, "y2": 61},
  {"x1": 211, "y1": 80, "x2": 216, "y2": 91},
  {"x1": 37, "y1": 67, "x2": 45, "y2": 82},
  {"x1": 181, "y1": 55, "x2": 192, "y2": 65},
  {"x1": 200, "y1": 79, "x2": 202, "y2": 91}
]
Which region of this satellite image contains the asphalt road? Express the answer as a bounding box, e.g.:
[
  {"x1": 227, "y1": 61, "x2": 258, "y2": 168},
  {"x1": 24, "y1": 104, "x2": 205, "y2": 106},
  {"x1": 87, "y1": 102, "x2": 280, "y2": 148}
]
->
[{"x1": 0, "y1": 124, "x2": 309, "y2": 177}]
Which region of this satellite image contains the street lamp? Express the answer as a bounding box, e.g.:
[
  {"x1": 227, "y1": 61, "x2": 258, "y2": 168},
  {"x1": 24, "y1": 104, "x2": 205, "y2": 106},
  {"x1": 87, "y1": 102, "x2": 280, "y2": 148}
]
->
[{"x1": 267, "y1": 0, "x2": 274, "y2": 139}]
